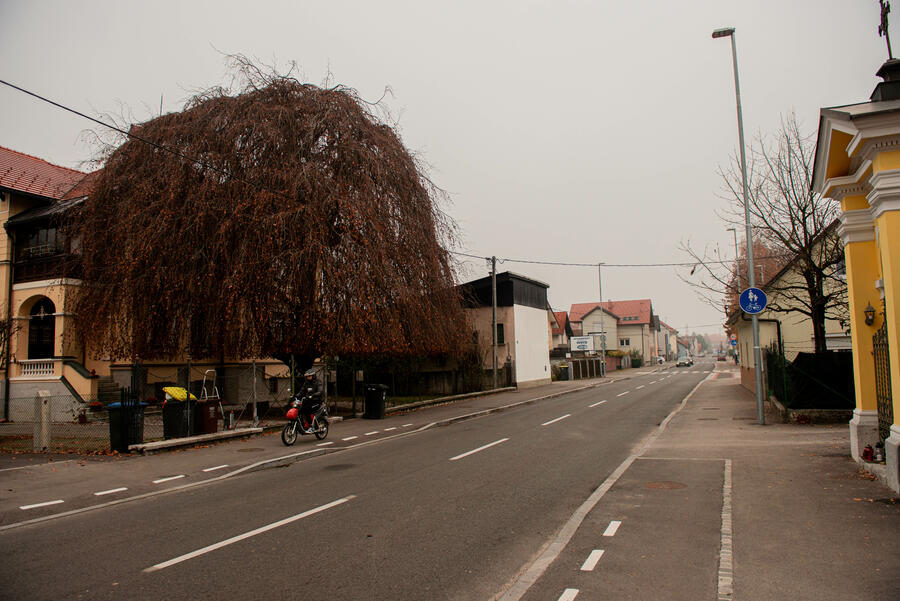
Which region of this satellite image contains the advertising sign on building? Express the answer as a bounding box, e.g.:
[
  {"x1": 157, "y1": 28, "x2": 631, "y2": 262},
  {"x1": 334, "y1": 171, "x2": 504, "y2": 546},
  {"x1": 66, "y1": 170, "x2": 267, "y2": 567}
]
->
[{"x1": 570, "y1": 336, "x2": 594, "y2": 352}]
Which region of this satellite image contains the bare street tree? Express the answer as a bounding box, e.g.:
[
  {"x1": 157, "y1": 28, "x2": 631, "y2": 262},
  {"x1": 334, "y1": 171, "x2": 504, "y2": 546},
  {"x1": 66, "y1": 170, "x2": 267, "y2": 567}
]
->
[
  {"x1": 682, "y1": 112, "x2": 846, "y2": 353},
  {"x1": 67, "y1": 58, "x2": 469, "y2": 371}
]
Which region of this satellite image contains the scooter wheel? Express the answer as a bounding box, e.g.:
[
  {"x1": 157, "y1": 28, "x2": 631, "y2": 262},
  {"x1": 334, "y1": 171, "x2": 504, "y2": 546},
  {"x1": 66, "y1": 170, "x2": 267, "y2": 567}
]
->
[
  {"x1": 313, "y1": 416, "x2": 329, "y2": 440},
  {"x1": 281, "y1": 422, "x2": 298, "y2": 446}
]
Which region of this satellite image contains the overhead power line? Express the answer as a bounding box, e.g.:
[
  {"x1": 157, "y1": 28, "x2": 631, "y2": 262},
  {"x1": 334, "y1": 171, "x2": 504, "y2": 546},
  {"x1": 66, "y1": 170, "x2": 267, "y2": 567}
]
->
[{"x1": 450, "y1": 250, "x2": 792, "y2": 269}]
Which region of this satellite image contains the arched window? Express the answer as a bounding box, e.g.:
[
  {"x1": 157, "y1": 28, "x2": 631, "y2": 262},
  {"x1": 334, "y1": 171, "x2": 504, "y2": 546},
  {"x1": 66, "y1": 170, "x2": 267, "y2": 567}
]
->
[{"x1": 28, "y1": 298, "x2": 56, "y2": 359}]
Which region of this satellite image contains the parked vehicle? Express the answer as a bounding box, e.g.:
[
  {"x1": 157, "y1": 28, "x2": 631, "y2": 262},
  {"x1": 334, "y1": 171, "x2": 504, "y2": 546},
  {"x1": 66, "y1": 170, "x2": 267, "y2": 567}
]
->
[
  {"x1": 282, "y1": 393, "x2": 329, "y2": 445},
  {"x1": 717, "y1": 352, "x2": 727, "y2": 362}
]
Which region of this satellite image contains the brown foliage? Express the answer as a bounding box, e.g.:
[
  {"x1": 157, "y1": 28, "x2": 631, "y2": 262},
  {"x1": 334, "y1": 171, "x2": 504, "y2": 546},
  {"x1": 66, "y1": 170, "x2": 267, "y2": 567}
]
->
[{"x1": 69, "y1": 61, "x2": 468, "y2": 362}]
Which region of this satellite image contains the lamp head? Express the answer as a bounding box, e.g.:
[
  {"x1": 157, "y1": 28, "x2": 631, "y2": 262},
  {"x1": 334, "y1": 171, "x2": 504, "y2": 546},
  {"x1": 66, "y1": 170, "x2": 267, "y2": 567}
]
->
[
  {"x1": 712, "y1": 27, "x2": 735, "y2": 39},
  {"x1": 864, "y1": 302, "x2": 876, "y2": 326}
]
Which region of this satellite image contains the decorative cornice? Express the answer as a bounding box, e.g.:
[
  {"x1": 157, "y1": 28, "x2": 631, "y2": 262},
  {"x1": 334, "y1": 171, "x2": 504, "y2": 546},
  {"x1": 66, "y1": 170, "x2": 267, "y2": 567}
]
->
[
  {"x1": 822, "y1": 159, "x2": 872, "y2": 201},
  {"x1": 838, "y1": 208, "x2": 876, "y2": 245},
  {"x1": 866, "y1": 168, "x2": 900, "y2": 219},
  {"x1": 849, "y1": 131, "x2": 900, "y2": 159}
]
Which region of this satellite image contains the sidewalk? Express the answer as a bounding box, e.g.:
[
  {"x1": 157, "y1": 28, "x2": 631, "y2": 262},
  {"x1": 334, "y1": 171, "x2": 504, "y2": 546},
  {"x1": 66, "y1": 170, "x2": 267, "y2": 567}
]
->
[
  {"x1": 641, "y1": 366, "x2": 900, "y2": 600},
  {"x1": 0, "y1": 365, "x2": 663, "y2": 527}
]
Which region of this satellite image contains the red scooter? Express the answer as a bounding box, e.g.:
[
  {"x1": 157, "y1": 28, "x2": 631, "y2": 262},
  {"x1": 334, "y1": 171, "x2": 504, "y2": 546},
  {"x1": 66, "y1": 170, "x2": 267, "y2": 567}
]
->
[{"x1": 281, "y1": 393, "x2": 329, "y2": 445}]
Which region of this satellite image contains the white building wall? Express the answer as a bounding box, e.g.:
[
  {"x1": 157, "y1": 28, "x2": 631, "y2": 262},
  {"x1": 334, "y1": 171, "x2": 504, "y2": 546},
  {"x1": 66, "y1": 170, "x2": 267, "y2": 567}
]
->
[{"x1": 513, "y1": 304, "x2": 551, "y2": 387}]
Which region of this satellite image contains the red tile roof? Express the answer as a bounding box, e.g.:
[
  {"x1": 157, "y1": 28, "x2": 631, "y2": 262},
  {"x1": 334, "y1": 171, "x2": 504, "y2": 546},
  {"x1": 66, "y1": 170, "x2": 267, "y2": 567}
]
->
[
  {"x1": 0, "y1": 145, "x2": 87, "y2": 200},
  {"x1": 551, "y1": 311, "x2": 567, "y2": 336},
  {"x1": 570, "y1": 299, "x2": 652, "y2": 325}
]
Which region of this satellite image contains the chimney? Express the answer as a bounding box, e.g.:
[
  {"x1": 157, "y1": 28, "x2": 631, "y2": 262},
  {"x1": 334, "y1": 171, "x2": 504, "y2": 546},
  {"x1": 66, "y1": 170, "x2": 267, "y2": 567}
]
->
[{"x1": 871, "y1": 59, "x2": 900, "y2": 101}]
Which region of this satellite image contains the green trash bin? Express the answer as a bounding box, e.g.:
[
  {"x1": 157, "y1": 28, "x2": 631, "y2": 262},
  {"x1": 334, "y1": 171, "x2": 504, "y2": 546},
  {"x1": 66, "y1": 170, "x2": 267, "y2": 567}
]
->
[{"x1": 108, "y1": 402, "x2": 146, "y2": 453}]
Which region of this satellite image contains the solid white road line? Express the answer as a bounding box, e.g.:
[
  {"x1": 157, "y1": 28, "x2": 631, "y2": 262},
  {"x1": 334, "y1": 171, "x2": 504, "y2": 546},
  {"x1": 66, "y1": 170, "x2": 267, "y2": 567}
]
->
[
  {"x1": 94, "y1": 487, "x2": 128, "y2": 496},
  {"x1": 152, "y1": 475, "x2": 185, "y2": 484},
  {"x1": 603, "y1": 520, "x2": 622, "y2": 537},
  {"x1": 202, "y1": 465, "x2": 229, "y2": 473},
  {"x1": 717, "y1": 460, "x2": 734, "y2": 601},
  {"x1": 143, "y1": 496, "x2": 355, "y2": 573},
  {"x1": 580, "y1": 549, "x2": 605, "y2": 571},
  {"x1": 617, "y1": 391, "x2": 629, "y2": 397},
  {"x1": 541, "y1": 414, "x2": 571, "y2": 426},
  {"x1": 589, "y1": 400, "x2": 607, "y2": 408},
  {"x1": 558, "y1": 589, "x2": 580, "y2": 601},
  {"x1": 449, "y1": 438, "x2": 509, "y2": 461},
  {"x1": 342, "y1": 436, "x2": 358, "y2": 441},
  {"x1": 20, "y1": 500, "x2": 63, "y2": 510}
]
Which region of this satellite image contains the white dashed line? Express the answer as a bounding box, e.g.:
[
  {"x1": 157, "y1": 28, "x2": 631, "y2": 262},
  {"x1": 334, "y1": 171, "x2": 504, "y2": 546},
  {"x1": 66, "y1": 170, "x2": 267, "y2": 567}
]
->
[
  {"x1": 450, "y1": 438, "x2": 509, "y2": 461},
  {"x1": 202, "y1": 465, "x2": 229, "y2": 473},
  {"x1": 342, "y1": 436, "x2": 358, "y2": 441},
  {"x1": 589, "y1": 400, "x2": 607, "y2": 408},
  {"x1": 603, "y1": 520, "x2": 622, "y2": 536},
  {"x1": 402, "y1": 423, "x2": 413, "y2": 427},
  {"x1": 94, "y1": 487, "x2": 128, "y2": 496},
  {"x1": 557, "y1": 589, "x2": 579, "y2": 601},
  {"x1": 152, "y1": 475, "x2": 185, "y2": 484},
  {"x1": 617, "y1": 391, "x2": 629, "y2": 397},
  {"x1": 384, "y1": 427, "x2": 397, "y2": 431},
  {"x1": 636, "y1": 385, "x2": 645, "y2": 390},
  {"x1": 365, "y1": 431, "x2": 379, "y2": 436},
  {"x1": 649, "y1": 381, "x2": 658, "y2": 384},
  {"x1": 541, "y1": 414, "x2": 571, "y2": 426},
  {"x1": 317, "y1": 441, "x2": 334, "y2": 447},
  {"x1": 580, "y1": 549, "x2": 605, "y2": 571},
  {"x1": 20, "y1": 500, "x2": 63, "y2": 510}
]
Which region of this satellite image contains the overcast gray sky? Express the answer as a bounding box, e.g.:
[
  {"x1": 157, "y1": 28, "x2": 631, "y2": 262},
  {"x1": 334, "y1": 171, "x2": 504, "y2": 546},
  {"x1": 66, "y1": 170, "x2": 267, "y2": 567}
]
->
[{"x1": 0, "y1": 0, "x2": 889, "y2": 337}]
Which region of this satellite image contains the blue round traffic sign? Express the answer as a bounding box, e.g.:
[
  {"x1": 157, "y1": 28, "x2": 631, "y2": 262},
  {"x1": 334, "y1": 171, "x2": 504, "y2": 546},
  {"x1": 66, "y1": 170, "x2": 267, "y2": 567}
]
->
[{"x1": 739, "y1": 287, "x2": 767, "y2": 314}]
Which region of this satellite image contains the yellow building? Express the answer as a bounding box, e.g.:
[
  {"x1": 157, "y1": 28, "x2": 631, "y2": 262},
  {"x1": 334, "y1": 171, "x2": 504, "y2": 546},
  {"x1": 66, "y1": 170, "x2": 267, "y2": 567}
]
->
[{"x1": 813, "y1": 59, "x2": 900, "y2": 492}]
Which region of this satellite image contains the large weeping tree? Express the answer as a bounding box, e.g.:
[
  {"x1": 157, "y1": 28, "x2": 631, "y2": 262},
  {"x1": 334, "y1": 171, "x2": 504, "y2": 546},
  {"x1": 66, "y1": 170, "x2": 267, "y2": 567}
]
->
[{"x1": 69, "y1": 59, "x2": 469, "y2": 369}]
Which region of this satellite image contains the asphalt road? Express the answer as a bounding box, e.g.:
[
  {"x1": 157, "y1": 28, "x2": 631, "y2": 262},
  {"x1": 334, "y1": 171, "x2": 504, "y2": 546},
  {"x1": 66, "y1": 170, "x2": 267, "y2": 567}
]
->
[{"x1": 0, "y1": 362, "x2": 715, "y2": 600}]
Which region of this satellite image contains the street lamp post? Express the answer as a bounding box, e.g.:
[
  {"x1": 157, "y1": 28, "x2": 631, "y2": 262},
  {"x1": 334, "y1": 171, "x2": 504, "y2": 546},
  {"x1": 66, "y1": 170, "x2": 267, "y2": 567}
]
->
[{"x1": 713, "y1": 26, "x2": 766, "y2": 425}]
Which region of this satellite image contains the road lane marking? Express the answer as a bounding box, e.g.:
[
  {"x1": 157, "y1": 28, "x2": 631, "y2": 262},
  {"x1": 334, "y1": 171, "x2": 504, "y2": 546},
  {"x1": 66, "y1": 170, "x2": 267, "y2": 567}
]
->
[
  {"x1": 384, "y1": 427, "x2": 397, "y2": 431},
  {"x1": 558, "y1": 589, "x2": 579, "y2": 601},
  {"x1": 636, "y1": 385, "x2": 645, "y2": 390},
  {"x1": 616, "y1": 391, "x2": 629, "y2": 397},
  {"x1": 649, "y1": 381, "x2": 658, "y2": 384},
  {"x1": 589, "y1": 401, "x2": 607, "y2": 408},
  {"x1": 402, "y1": 423, "x2": 413, "y2": 427},
  {"x1": 202, "y1": 465, "x2": 229, "y2": 473},
  {"x1": 317, "y1": 441, "x2": 334, "y2": 447},
  {"x1": 450, "y1": 438, "x2": 509, "y2": 461},
  {"x1": 94, "y1": 487, "x2": 128, "y2": 496},
  {"x1": 143, "y1": 496, "x2": 356, "y2": 573},
  {"x1": 152, "y1": 475, "x2": 185, "y2": 484},
  {"x1": 20, "y1": 500, "x2": 63, "y2": 510},
  {"x1": 580, "y1": 549, "x2": 605, "y2": 571},
  {"x1": 717, "y1": 460, "x2": 734, "y2": 601},
  {"x1": 342, "y1": 436, "x2": 358, "y2": 441},
  {"x1": 365, "y1": 431, "x2": 379, "y2": 436},
  {"x1": 541, "y1": 414, "x2": 571, "y2": 426},
  {"x1": 603, "y1": 520, "x2": 622, "y2": 536}
]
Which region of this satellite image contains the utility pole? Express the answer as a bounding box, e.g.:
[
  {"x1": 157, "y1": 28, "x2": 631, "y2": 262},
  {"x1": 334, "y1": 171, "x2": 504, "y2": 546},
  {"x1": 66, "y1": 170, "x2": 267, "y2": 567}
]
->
[
  {"x1": 491, "y1": 256, "x2": 498, "y2": 389},
  {"x1": 598, "y1": 263, "x2": 605, "y2": 376}
]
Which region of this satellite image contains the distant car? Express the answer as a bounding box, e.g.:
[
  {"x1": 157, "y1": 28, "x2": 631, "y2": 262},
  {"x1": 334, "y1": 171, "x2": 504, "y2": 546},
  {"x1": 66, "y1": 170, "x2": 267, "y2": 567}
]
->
[
  {"x1": 717, "y1": 354, "x2": 727, "y2": 362},
  {"x1": 676, "y1": 355, "x2": 693, "y2": 367}
]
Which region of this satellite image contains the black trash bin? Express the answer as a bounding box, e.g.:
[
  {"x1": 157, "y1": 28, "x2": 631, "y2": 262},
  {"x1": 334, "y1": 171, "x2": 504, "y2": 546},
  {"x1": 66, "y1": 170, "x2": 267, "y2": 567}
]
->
[
  {"x1": 108, "y1": 402, "x2": 146, "y2": 453},
  {"x1": 194, "y1": 401, "x2": 218, "y2": 434},
  {"x1": 363, "y1": 384, "x2": 388, "y2": 419},
  {"x1": 162, "y1": 400, "x2": 195, "y2": 439},
  {"x1": 558, "y1": 366, "x2": 570, "y2": 381}
]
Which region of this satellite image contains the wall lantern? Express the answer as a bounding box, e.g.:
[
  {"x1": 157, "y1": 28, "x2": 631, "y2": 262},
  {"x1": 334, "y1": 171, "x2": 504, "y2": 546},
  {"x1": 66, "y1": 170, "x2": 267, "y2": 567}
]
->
[{"x1": 864, "y1": 302, "x2": 876, "y2": 326}]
